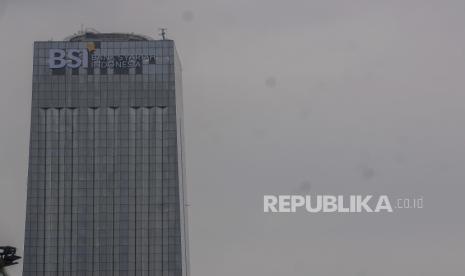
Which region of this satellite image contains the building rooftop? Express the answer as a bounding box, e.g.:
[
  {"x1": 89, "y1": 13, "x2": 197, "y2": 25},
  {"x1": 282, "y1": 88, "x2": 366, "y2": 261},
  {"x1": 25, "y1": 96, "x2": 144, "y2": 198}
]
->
[{"x1": 67, "y1": 31, "x2": 153, "y2": 42}]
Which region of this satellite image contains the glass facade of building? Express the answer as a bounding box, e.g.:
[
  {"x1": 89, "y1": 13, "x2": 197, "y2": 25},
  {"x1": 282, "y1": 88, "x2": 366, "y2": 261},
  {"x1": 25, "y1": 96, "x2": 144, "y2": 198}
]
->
[{"x1": 23, "y1": 33, "x2": 189, "y2": 276}]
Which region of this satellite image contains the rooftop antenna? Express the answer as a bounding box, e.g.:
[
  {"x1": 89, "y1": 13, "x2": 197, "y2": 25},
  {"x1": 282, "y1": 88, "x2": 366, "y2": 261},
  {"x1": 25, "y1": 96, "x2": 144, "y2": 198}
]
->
[
  {"x1": 80, "y1": 24, "x2": 84, "y2": 34},
  {"x1": 159, "y1": 28, "x2": 167, "y2": 40}
]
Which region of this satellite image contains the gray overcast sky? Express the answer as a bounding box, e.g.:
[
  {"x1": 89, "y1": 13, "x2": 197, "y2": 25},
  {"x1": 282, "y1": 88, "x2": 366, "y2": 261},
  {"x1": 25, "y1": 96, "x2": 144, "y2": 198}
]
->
[{"x1": 1, "y1": 0, "x2": 465, "y2": 275}]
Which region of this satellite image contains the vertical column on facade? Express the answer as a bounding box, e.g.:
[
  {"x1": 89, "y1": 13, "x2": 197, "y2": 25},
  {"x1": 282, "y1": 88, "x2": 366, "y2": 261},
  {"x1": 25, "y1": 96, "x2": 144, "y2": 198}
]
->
[
  {"x1": 173, "y1": 116, "x2": 183, "y2": 274},
  {"x1": 100, "y1": 106, "x2": 114, "y2": 275},
  {"x1": 98, "y1": 107, "x2": 108, "y2": 274},
  {"x1": 178, "y1": 116, "x2": 189, "y2": 276},
  {"x1": 94, "y1": 107, "x2": 102, "y2": 275},
  {"x1": 56, "y1": 108, "x2": 66, "y2": 275},
  {"x1": 24, "y1": 106, "x2": 38, "y2": 275},
  {"x1": 161, "y1": 106, "x2": 173, "y2": 275},
  {"x1": 35, "y1": 108, "x2": 48, "y2": 276},
  {"x1": 152, "y1": 106, "x2": 163, "y2": 275},
  {"x1": 160, "y1": 106, "x2": 170, "y2": 274},
  {"x1": 134, "y1": 106, "x2": 149, "y2": 275},
  {"x1": 118, "y1": 106, "x2": 129, "y2": 275},
  {"x1": 85, "y1": 107, "x2": 97, "y2": 275},
  {"x1": 75, "y1": 107, "x2": 87, "y2": 275},
  {"x1": 108, "y1": 106, "x2": 120, "y2": 276},
  {"x1": 44, "y1": 108, "x2": 59, "y2": 275},
  {"x1": 163, "y1": 105, "x2": 170, "y2": 275},
  {"x1": 128, "y1": 107, "x2": 138, "y2": 274},
  {"x1": 71, "y1": 107, "x2": 81, "y2": 276},
  {"x1": 43, "y1": 107, "x2": 52, "y2": 275},
  {"x1": 96, "y1": 106, "x2": 107, "y2": 275},
  {"x1": 64, "y1": 107, "x2": 78, "y2": 275},
  {"x1": 61, "y1": 108, "x2": 71, "y2": 275},
  {"x1": 134, "y1": 106, "x2": 141, "y2": 275},
  {"x1": 138, "y1": 107, "x2": 151, "y2": 276},
  {"x1": 40, "y1": 107, "x2": 47, "y2": 276},
  {"x1": 147, "y1": 106, "x2": 156, "y2": 274},
  {"x1": 166, "y1": 109, "x2": 180, "y2": 275}
]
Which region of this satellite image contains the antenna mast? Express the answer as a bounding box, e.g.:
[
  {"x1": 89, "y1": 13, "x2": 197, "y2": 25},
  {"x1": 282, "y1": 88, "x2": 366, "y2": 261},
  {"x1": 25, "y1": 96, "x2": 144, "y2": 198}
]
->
[{"x1": 159, "y1": 28, "x2": 167, "y2": 40}]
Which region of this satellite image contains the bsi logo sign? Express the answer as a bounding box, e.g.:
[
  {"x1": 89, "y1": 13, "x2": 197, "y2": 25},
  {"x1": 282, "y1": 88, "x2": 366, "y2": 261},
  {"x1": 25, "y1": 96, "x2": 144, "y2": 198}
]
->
[{"x1": 48, "y1": 49, "x2": 88, "y2": 69}]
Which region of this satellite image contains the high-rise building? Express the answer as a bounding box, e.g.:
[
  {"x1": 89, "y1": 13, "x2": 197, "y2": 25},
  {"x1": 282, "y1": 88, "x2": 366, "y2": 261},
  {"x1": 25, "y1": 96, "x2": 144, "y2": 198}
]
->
[{"x1": 23, "y1": 32, "x2": 189, "y2": 276}]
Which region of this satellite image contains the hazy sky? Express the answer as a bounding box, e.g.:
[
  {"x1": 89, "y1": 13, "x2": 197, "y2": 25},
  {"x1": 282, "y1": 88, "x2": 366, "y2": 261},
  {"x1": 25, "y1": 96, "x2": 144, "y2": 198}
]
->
[{"x1": 1, "y1": 0, "x2": 465, "y2": 275}]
